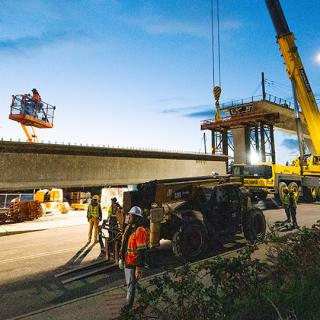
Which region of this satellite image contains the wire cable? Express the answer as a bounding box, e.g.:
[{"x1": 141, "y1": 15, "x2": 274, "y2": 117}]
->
[
  {"x1": 216, "y1": 0, "x2": 221, "y2": 87},
  {"x1": 211, "y1": 0, "x2": 215, "y2": 88},
  {"x1": 251, "y1": 82, "x2": 262, "y2": 96}
]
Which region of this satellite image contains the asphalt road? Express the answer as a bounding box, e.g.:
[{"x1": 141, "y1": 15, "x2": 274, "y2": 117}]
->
[{"x1": 1, "y1": 202, "x2": 320, "y2": 320}]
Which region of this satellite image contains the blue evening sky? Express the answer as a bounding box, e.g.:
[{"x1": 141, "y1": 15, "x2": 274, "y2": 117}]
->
[{"x1": 0, "y1": 0, "x2": 319, "y2": 164}]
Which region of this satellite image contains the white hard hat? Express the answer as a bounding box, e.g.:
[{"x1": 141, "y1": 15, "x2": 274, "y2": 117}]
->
[{"x1": 128, "y1": 206, "x2": 143, "y2": 217}]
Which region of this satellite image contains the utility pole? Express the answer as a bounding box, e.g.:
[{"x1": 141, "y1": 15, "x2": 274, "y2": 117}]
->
[{"x1": 261, "y1": 72, "x2": 266, "y2": 100}]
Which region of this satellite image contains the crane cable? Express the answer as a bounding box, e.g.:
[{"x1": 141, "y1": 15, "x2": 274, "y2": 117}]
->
[
  {"x1": 211, "y1": 0, "x2": 222, "y2": 121},
  {"x1": 216, "y1": 0, "x2": 221, "y2": 87},
  {"x1": 211, "y1": 0, "x2": 215, "y2": 88},
  {"x1": 211, "y1": 0, "x2": 222, "y2": 88}
]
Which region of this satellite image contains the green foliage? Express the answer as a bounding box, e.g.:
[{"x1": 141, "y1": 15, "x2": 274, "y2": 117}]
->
[{"x1": 122, "y1": 224, "x2": 320, "y2": 320}]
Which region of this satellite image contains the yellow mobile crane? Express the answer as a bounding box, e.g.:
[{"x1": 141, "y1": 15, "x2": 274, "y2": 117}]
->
[{"x1": 234, "y1": 0, "x2": 320, "y2": 203}]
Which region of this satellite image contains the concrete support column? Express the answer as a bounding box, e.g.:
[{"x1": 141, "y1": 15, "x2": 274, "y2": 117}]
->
[
  {"x1": 232, "y1": 127, "x2": 248, "y2": 164},
  {"x1": 245, "y1": 126, "x2": 251, "y2": 162}
]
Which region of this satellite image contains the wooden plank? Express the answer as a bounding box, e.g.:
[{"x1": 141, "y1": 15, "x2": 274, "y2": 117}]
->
[
  {"x1": 54, "y1": 259, "x2": 111, "y2": 278},
  {"x1": 61, "y1": 264, "x2": 117, "y2": 284}
]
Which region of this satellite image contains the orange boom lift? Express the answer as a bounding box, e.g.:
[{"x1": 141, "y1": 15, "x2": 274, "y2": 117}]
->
[{"x1": 9, "y1": 94, "x2": 56, "y2": 143}]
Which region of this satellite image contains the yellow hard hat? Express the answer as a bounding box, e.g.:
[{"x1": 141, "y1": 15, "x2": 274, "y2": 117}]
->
[{"x1": 92, "y1": 195, "x2": 99, "y2": 201}]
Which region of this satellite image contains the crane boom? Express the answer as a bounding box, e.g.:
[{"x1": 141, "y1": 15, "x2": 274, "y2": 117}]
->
[{"x1": 265, "y1": 0, "x2": 320, "y2": 155}]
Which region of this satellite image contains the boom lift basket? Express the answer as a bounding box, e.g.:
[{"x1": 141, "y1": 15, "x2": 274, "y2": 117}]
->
[{"x1": 9, "y1": 94, "x2": 55, "y2": 129}]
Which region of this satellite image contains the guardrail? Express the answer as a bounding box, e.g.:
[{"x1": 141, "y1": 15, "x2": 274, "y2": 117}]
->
[{"x1": 220, "y1": 93, "x2": 292, "y2": 110}]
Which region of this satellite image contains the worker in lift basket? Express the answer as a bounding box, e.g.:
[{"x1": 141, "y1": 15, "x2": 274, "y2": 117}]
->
[
  {"x1": 119, "y1": 206, "x2": 148, "y2": 311},
  {"x1": 87, "y1": 195, "x2": 102, "y2": 243},
  {"x1": 31, "y1": 88, "x2": 41, "y2": 103},
  {"x1": 23, "y1": 88, "x2": 42, "y2": 116}
]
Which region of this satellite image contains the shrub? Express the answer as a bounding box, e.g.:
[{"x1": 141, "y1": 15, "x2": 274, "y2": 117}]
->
[{"x1": 122, "y1": 224, "x2": 320, "y2": 320}]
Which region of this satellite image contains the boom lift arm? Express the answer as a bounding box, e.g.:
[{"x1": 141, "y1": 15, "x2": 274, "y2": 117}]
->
[
  {"x1": 265, "y1": 0, "x2": 320, "y2": 155},
  {"x1": 21, "y1": 124, "x2": 39, "y2": 143}
]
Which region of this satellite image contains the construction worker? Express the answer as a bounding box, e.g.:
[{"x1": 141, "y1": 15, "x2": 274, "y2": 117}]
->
[
  {"x1": 288, "y1": 190, "x2": 298, "y2": 228},
  {"x1": 282, "y1": 188, "x2": 290, "y2": 222},
  {"x1": 119, "y1": 206, "x2": 148, "y2": 310},
  {"x1": 108, "y1": 197, "x2": 122, "y2": 227},
  {"x1": 31, "y1": 88, "x2": 41, "y2": 103},
  {"x1": 31, "y1": 88, "x2": 48, "y2": 121},
  {"x1": 87, "y1": 195, "x2": 102, "y2": 243},
  {"x1": 108, "y1": 197, "x2": 120, "y2": 217}
]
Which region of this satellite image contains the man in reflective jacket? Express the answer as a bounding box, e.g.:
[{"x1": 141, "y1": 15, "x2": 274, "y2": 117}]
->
[
  {"x1": 119, "y1": 206, "x2": 148, "y2": 310},
  {"x1": 282, "y1": 188, "x2": 290, "y2": 222},
  {"x1": 288, "y1": 190, "x2": 298, "y2": 228},
  {"x1": 87, "y1": 195, "x2": 102, "y2": 243}
]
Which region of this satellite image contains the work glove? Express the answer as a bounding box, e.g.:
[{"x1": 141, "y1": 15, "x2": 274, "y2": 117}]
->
[
  {"x1": 135, "y1": 266, "x2": 143, "y2": 280},
  {"x1": 118, "y1": 259, "x2": 124, "y2": 270}
]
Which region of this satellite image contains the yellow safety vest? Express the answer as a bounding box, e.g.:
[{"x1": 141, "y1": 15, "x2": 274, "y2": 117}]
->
[
  {"x1": 283, "y1": 194, "x2": 290, "y2": 206},
  {"x1": 88, "y1": 204, "x2": 100, "y2": 218}
]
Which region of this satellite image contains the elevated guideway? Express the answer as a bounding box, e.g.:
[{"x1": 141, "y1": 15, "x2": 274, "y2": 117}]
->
[
  {"x1": 0, "y1": 141, "x2": 226, "y2": 191},
  {"x1": 220, "y1": 94, "x2": 310, "y2": 138},
  {"x1": 202, "y1": 93, "x2": 316, "y2": 164}
]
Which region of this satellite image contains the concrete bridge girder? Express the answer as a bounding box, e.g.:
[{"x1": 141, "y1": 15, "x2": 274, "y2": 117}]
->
[{"x1": 0, "y1": 142, "x2": 227, "y2": 191}]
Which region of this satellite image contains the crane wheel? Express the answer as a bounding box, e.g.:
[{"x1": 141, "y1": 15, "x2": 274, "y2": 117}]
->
[
  {"x1": 172, "y1": 221, "x2": 208, "y2": 260},
  {"x1": 317, "y1": 186, "x2": 320, "y2": 201},
  {"x1": 276, "y1": 182, "x2": 288, "y2": 204},
  {"x1": 303, "y1": 187, "x2": 317, "y2": 203},
  {"x1": 288, "y1": 182, "x2": 299, "y2": 201},
  {"x1": 243, "y1": 208, "x2": 266, "y2": 243}
]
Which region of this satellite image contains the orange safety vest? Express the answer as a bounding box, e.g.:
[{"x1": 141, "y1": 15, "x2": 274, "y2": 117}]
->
[
  {"x1": 32, "y1": 92, "x2": 41, "y2": 102},
  {"x1": 122, "y1": 225, "x2": 148, "y2": 267}
]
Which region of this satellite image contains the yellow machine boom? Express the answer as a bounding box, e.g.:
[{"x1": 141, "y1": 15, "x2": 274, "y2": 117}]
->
[{"x1": 266, "y1": 0, "x2": 320, "y2": 154}]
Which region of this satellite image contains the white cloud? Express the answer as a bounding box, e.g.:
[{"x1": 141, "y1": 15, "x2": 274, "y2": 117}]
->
[
  {"x1": 124, "y1": 15, "x2": 243, "y2": 38},
  {"x1": 220, "y1": 18, "x2": 243, "y2": 31}
]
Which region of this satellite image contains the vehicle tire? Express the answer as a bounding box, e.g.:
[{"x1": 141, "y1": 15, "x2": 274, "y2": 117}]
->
[
  {"x1": 288, "y1": 182, "x2": 299, "y2": 201},
  {"x1": 277, "y1": 182, "x2": 288, "y2": 204},
  {"x1": 303, "y1": 186, "x2": 316, "y2": 203},
  {"x1": 317, "y1": 186, "x2": 320, "y2": 201},
  {"x1": 243, "y1": 208, "x2": 266, "y2": 242},
  {"x1": 172, "y1": 221, "x2": 208, "y2": 260}
]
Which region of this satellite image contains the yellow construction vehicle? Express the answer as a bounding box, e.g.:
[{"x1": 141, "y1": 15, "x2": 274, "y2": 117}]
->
[
  {"x1": 234, "y1": 0, "x2": 320, "y2": 203},
  {"x1": 69, "y1": 192, "x2": 91, "y2": 210},
  {"x1": 34, "y1": 188, "x2": 69, "y2": 214}
]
